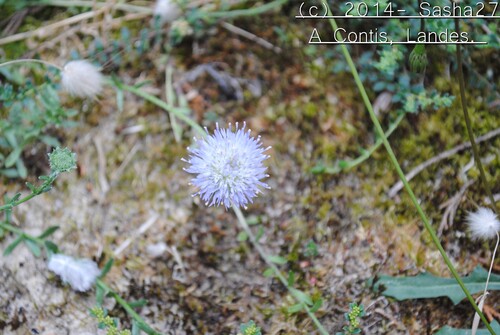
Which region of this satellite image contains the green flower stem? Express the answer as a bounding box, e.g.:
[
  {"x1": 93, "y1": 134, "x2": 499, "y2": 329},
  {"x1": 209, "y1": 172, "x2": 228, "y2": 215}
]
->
[
  {"x1": 115, "y1": 81, "x2": 205, "y2": 136},
  {"x1": 96, "y1": 280, "x2": 162, "y2": 335},
  {"x1": 0, "y1": 59, "x2": 62, "y2": 71},
  {"x1": 205, "y1": 0, "x2": 288, "y2": 19},
  {"x1": 0, "y1": 220, "x2": 44, "y2": 244},
  {"x1": 325, "y1": 10, "x2": 494, "y2": 335},
  {"x1": 454, "y1": 19, "x2": 498, "y2": 214},
  {"x1": 0, "y1": 174, "x2": 58, "y2": 212},
  {"x1": 232, "y1": 205, "x2": 328, "y2": 335},
  {"x1": 0, "y1": 193, "x2": 37, "y2": 212}
]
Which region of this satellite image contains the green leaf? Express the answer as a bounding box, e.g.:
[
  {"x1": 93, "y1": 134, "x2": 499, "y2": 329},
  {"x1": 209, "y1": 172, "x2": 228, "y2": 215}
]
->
[
  {"x1": 246, "y1": 216, "x2": 260, "y2": 225},
  {"x1": 287, "y1": 271, "x2": 295, "y2": 287},
  {"x1": 96, "y1": 285, "x2": 106, "y2": 306},
  {"x1": 268, "y1": 255, "x2": 287, "y2": 265},
  {"x1": 38, "y1": 226, "x2": 59, "y2": 239},
  {"x1": 44, "y1": 240, "x2": 59, "y2": 255},
  {"x1": 99, "y1": 258, "x2": 114, "y2": 279},
  {"x1": 237, "y1": 231, "x2": 248, "y2": 242},
  {"x1": 40, "y1": 135, "x2": 60, "y2": 147},
  {"x1": 10, "y1": 193, "x2": 21, "y2": 203},
  {"x1": 0, "y1": 168, "x2": 19, "y2": 178},
  {"x1": 372, "y1": 266, "x2": 500, "y2": 305},
  {"x1": 3, "y1": 235, "x2": 24, "y2": 256},
  {"x1": 131, "y1": 320, "x2": 140, "y2": 335},
  {"x1": 309, "y1": 298, "x2": 323, "y2": 313},
  {"x1": 137, "y1": 320, "x2": 159, "y2": 335},
  {"x1": 289, "y1": 288, "x2": 313, "y2": 306},
  {"x1": 287, "y1": 303, "x2": 304, "y2": 314},
  {"x1": 337, "y1": 160, "x2": 349, "y2": 169},
  {"x1": 255, "y1": 226, "x2": 264, "y2": 241},
  {"x1": 435, "y1": 320, "x2": 500, "y2": 334},
  {"x1": 16, "y1": 159, "x2": 27, "y2": 178},
  {"x1": 26, "y1": 182, "x2": 36, "y2": 192},
  {"x1": 262, "y1": 267, "x2": 275, "y2": 278},
  {"x1": 24, "y1": 239, "x2": 41, "y2": 257},
  {"x1": 128, "y1": 299, "x2": 148, "y2": 308},
  {"x1": 310, "y1": 165, "x2": 326, "y2": 174},
  {"x1": 5, "y1": 147, "x2": 22, "y2": 168}
]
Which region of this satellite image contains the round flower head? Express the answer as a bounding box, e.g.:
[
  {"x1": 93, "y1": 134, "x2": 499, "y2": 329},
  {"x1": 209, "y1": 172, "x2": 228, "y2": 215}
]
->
[
  {"x1": 465, "y1": 207, "x2": 500, "y2": 240},
  {"x1": 184, "y1": 122, "x2": 270, "y2": 209},
  {"x1": 61, "y1": 60, "x2": 103, "y2": 98}
]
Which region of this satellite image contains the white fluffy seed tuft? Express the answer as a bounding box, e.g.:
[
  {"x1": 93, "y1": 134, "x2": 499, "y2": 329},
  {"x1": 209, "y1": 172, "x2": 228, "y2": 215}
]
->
[
  {"x1": 153, "y1": 0, "x2": 182, "y2": 23},
  {"x1": 48, "y1": 254, "x2": 101, "y2": 292},
  {"x1": 465, "y1": 207, "x2": 500, "y2": 240},
  {"x1": 61, "y1": 60, "x2": 103, "y2": 98}
]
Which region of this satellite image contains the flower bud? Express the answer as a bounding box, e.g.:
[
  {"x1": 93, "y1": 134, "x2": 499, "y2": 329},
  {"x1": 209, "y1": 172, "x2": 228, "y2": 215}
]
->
[
  {"x1": 409, "y1": 44, "x2": 428, "y2": 74},
  {"x1": 48, "y1": 147, "x2": 77, "y2": 174}
]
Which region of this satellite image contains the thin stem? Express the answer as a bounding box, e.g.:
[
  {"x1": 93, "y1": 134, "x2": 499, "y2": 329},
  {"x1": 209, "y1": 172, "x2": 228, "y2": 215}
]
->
[
  {"x1": 0, "y1": 220, "x2": 44, "y2": 244},
  {"x1": 116, "y1": 81, "x2": 205, "y2": 136},
  {"x1": 96, "y1": 280, "x2": 162, "y2": 335},
  {"x1": 0, "y1": 59, "x2": 63, "y2": 71},
  {"x1": 483, "y1": 232, "x2": 499, "y2": 296},
  {"x1": 0, "y1": 193, "x2": 36, "y2": 212},
  {"x1": 454, "y1": 18, "x2": 498, "y2": 214},
  {"x1": 326, "y1": 7, "x2": 494, "y2": 334},
  {"x1": 232, "y1": 205, "x2": 328, "y2": 335},
  {"x1": 0, "y1": 174, "x2": 58, "y2": 212}
]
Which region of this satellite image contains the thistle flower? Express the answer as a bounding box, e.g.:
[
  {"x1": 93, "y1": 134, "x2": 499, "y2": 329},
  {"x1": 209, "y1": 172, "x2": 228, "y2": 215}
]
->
[
  {"x1": 48, "y1": 254, "x2": 101, "y2": 292},
  {"x1": 61, "y1": 60, "x2": 103, "y2": 98},
  {"x1": 183, "y1": 122, "x2": 270, "y2": 209},
  {"x1": 153, "y1": 0, "x2": 182, "y2": 24},
  {"x1": 465, "y1": 207, "x2": 500, "y2": 240}
]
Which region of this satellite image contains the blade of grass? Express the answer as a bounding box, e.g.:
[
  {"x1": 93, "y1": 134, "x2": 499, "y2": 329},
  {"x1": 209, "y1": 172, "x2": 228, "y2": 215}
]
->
[
  {"x1": 165, "y1": 64, "x2": 182, "y2": 142},
  {"x1": 114, "y1": 80, "x2": 205, "y2": 136}
]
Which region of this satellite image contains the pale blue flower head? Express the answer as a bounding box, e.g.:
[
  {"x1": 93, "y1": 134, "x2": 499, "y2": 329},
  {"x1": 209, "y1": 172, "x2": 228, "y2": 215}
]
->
[{"x1": 184, "y1": 122, "x2": 270, "y2": 209}]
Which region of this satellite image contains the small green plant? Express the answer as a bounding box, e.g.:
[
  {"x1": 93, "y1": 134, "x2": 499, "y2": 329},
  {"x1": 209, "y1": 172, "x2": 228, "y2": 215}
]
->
[
  {"x1": 91, "y1": 307, "x2": 132, "y2": 335},
  {"x1": 238, "y1": 320, "x2": 262, "y2": 335},
  {"x1": 0, "y1": 57, "x2": 105, "y2": 178},
  {"x1": 0, "y1": 74, "x2": 77, "y2": 178},
  {"x1": 338, "y1": 302, "x2": 365, "y2": 335},
  {"x1": 0, "y1": 147, "x2": 162, "y2": 335},
  {"x1": 304, "y1": 240, "x2": 319, "y2": 258}
]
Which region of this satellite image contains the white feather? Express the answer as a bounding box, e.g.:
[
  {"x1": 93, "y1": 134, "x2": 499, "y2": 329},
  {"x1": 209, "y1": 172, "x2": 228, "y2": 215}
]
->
[
  {"x1": 61, "y1": 60, "x2": 103, "y2": 98},
  {"x1": 48, "y1": 254, "x2": 101, "y2": 292},
  {"x1": 466, "y1": 207, "x2": 500, "y2": 240}
]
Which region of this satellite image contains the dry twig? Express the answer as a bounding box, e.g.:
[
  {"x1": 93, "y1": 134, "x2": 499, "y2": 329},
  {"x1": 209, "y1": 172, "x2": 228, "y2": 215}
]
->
[
  {"x1": 220, "y1": 21, "x2": 282, "y2": 54},
  {"x1": 388, "y1": 127, "x2": 500, "y2": 197},
  {"x1": 438, "y1": 179, "x2": 475, "y2": 236}
]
